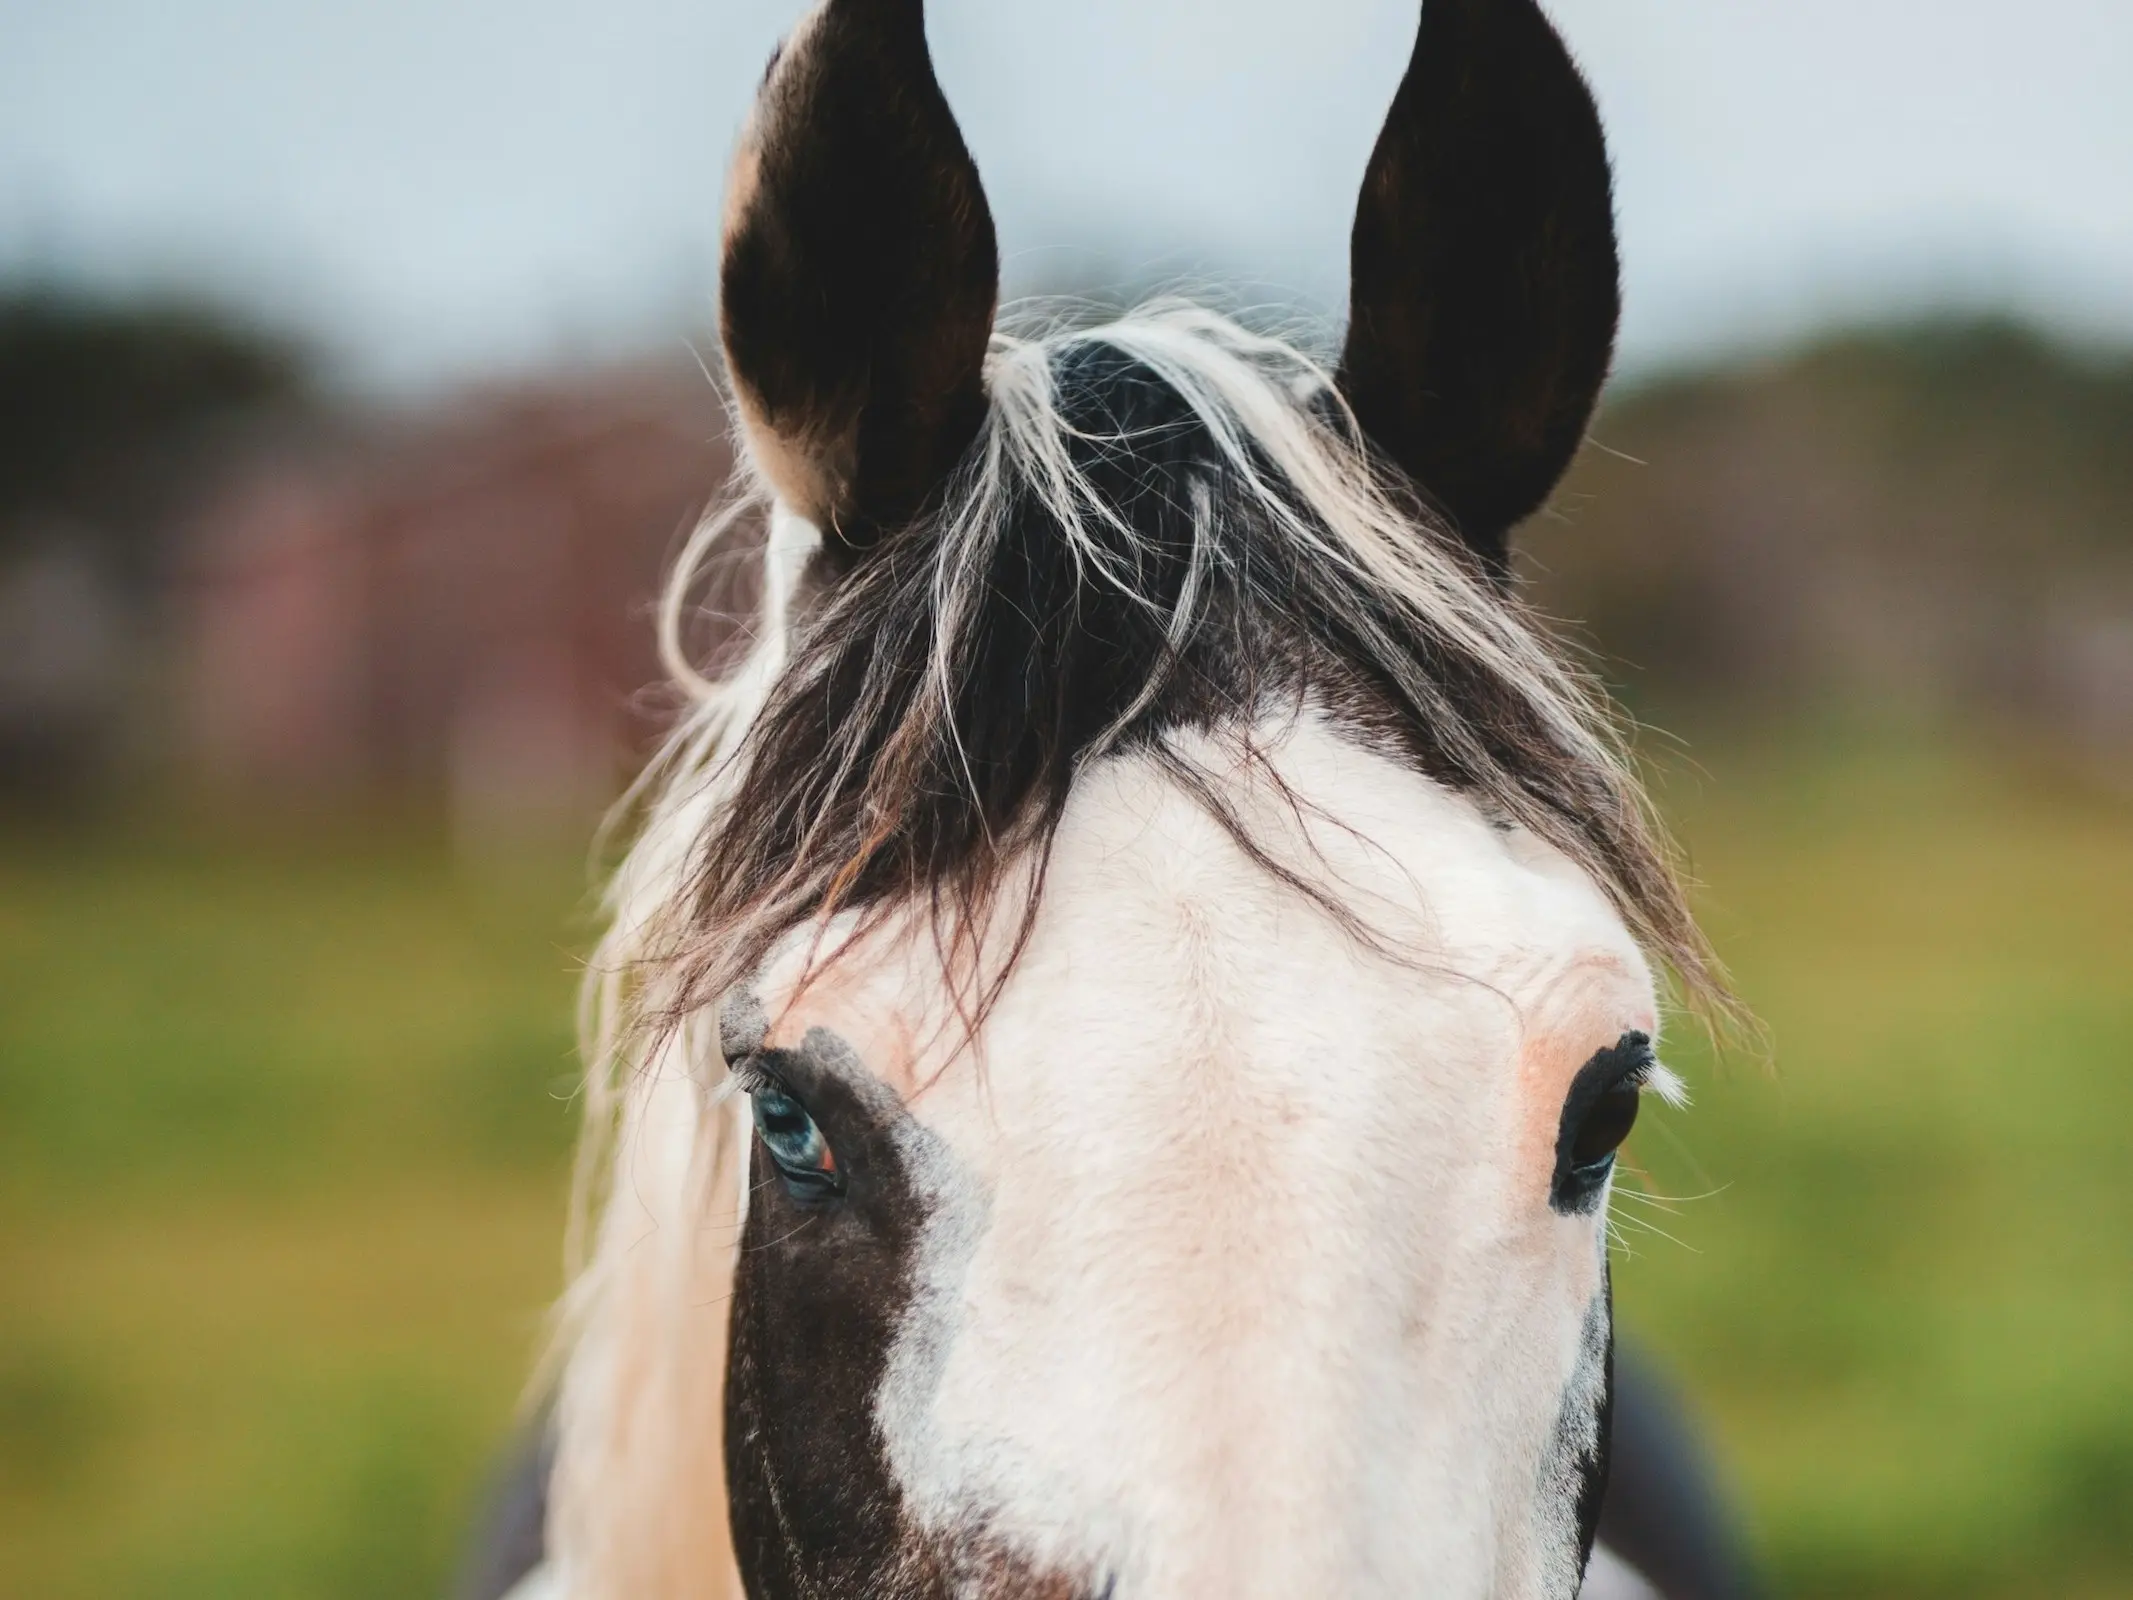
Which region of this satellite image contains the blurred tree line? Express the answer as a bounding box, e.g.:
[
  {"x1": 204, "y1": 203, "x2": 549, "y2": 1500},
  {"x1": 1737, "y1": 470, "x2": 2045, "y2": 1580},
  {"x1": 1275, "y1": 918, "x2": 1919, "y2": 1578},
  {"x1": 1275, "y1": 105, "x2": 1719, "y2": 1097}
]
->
[
  {"x1": 0, "y1": 288, "x2": 312, "y2": 579},
  {"x1": 1533, "y1": 320, "x2": 2133, "y2": 757},
  {"x1": 3, "y1": 284, "x2": 2130, "y2": 814},
  {"x1": 0, "y1": 288, "x2": 313, "y2": 799}
]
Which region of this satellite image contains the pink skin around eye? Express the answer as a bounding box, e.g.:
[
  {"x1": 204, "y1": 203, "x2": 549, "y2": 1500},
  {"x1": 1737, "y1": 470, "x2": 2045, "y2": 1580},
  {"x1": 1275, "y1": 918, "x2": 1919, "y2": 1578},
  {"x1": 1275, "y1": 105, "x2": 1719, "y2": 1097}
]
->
[
  {"x1": 1514, "y1": 971, "x2": 1656, "y2": 1217},
  {"x1": 757, "y1": 954, "x2": 928, "y2": 1103}
]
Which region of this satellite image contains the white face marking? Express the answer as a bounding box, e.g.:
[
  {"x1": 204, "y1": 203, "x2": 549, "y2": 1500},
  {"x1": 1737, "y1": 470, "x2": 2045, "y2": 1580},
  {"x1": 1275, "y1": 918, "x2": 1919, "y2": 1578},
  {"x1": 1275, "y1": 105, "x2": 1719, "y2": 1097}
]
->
[{"x1": 747, "y1": 712, "x2": 1661, "y2": 1598}]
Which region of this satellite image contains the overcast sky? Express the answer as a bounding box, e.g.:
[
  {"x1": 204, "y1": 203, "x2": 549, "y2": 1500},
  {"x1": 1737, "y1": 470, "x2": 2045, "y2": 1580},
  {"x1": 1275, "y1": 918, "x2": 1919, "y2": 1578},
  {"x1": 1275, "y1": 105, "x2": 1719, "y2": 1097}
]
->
[{"x1": 4, "y1": 0, "x2": 2130, "y2": 389}]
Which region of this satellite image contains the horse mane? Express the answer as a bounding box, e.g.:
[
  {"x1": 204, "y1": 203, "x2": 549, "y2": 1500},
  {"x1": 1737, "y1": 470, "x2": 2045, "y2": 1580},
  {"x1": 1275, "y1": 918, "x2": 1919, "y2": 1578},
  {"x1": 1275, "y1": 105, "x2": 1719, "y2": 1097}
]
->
[{"x1": 544, "y1": 301, "x2": 1726, "y2": 1597}]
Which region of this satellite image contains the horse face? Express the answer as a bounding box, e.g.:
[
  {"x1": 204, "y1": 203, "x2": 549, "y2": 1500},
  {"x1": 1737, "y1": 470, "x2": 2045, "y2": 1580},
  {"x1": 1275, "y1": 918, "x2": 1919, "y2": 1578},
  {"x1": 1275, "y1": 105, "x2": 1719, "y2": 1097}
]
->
[{"x1": 720, "y1": 716, "x2": 1665, "y2": 1598}]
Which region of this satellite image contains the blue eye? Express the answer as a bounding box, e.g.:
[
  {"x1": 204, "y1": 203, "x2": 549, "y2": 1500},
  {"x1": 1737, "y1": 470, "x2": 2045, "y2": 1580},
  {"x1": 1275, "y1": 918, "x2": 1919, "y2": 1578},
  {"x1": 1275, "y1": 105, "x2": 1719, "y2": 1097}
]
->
[{"x1": 749, "y1": 1081, "x2": 843, "y2": 1199}]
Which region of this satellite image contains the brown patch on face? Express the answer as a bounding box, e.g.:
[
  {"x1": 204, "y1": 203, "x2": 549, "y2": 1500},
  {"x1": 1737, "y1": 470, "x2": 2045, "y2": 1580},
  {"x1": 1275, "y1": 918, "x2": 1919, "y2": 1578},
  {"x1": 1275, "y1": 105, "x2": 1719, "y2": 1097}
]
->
[{"x1": 725, "y1": 996, "x2": 1104, "y2": 1600}]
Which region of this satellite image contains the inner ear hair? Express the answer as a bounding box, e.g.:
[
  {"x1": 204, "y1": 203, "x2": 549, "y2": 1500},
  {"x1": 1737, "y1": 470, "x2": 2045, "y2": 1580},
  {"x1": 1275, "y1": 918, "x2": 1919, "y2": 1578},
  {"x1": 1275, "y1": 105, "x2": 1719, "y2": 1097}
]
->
[
  {"x1": 1339, "y1": 0, "x2": 1621, "y2": 581},
  {"x1": 718, "y1": 0, "x2": 999, "y2": 545}
]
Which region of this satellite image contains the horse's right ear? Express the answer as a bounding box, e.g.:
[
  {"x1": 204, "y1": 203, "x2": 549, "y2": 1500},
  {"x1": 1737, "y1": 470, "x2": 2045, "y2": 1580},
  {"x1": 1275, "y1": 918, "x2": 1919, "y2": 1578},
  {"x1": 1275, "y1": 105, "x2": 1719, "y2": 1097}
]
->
[{"x1": 719, "y1": 0, "x2": 998, "y2": 547}]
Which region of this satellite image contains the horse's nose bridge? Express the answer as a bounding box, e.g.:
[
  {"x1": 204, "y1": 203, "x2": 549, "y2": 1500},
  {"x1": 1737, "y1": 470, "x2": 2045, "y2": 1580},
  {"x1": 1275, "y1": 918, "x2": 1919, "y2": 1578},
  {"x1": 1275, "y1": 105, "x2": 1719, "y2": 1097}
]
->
[
  {"x1": 978, "y1": 1128, "x2": 1434, "y2": 1504},
  {"x1": 880, "y1": 1012, "x2": 1556, "y2": 1598}
]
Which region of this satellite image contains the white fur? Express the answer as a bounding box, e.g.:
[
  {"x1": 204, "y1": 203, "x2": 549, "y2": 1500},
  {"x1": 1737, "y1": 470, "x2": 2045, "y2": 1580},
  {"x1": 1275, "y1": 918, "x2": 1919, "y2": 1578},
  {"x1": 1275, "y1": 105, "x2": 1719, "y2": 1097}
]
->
[
  {"x1": 741, "y1": 712, "x2": 1659, "y2": 1596},
  {"x1": 1581, "y1": 1547, "x2": 1666, "y2": 1600}
]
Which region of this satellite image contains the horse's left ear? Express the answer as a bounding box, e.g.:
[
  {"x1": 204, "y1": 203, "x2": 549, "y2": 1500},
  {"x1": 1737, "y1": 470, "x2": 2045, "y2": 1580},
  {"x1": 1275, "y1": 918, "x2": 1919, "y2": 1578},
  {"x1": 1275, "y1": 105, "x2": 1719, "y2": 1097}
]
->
[
  {"x1": 719, "y1": 0, "x2": 998, "y2": 546},
  {"x1": 1339, "y1": 0, "x2": 1621, "y2": 580}
]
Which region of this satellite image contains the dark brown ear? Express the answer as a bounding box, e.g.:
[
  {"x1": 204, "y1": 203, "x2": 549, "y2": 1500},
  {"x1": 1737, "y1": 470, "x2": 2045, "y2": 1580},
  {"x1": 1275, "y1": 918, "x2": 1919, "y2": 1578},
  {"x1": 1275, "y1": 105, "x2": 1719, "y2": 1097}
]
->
[
  {"x1": 1339, "y1": 0, "x2": 1620, "y2": 580},
  {"x1": 719, "y1": 0, "x2": 998, "y2": 545}
]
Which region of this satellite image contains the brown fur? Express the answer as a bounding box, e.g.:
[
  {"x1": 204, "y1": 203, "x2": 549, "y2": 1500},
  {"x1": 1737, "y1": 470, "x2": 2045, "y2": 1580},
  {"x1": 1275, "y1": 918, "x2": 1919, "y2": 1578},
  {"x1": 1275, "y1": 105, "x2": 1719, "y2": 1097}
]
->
[
  {"x1": 718, "y1": 0, "x2": 998, "y2": 541},
  {"x1": 1341, "y1": 0, "x2": 1621, "y2": 578}
]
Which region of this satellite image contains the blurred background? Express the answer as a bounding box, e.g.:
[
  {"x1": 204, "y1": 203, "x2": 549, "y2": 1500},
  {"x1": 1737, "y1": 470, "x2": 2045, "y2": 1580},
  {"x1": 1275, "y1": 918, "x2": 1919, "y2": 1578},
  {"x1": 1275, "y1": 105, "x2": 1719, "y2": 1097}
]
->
[{"x1": 2, "y1": 1, "x2": 2129, "y2": 1595}]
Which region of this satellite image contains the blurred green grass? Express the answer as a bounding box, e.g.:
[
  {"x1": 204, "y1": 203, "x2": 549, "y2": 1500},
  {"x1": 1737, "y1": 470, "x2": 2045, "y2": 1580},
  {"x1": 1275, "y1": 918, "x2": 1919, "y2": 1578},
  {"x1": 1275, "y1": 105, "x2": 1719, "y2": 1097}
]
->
[
  {"x1": 2, "y1": 733, "x2": 2130, "y2": 1597},
  {"x1": 0, "y1": 842, "x2": 585, "y2": 1599},
  {"x1": 1624, "y1": 731, "x2": 2133, "y2": 1597}
]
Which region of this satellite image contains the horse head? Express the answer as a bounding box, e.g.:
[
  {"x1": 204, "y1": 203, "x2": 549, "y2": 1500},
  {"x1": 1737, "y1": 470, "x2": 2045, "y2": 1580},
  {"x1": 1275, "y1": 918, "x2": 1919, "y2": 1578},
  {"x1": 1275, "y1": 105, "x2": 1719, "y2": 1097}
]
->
[{"x1": 542, "y1": 4, "x2": 1723, "y2": 1596}]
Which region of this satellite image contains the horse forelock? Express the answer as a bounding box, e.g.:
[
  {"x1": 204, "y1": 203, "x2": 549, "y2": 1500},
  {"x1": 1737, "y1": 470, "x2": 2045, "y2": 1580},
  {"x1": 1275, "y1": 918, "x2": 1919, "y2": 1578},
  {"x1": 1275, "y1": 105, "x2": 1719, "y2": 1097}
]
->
[{"x1": 633, "y1": 302, "x2": 1717, "y2": 1044}]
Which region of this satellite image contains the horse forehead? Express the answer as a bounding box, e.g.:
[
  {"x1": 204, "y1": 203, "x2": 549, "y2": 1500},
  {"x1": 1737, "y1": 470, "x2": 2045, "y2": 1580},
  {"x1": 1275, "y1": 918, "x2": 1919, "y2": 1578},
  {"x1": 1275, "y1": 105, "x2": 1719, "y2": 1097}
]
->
[
  {"x1": 753, "y1": 719, "x2": 1655, "y2": 1095},
  {"x1": 1045, "y1": 720, "x2": 1651, "y2": 1006}
]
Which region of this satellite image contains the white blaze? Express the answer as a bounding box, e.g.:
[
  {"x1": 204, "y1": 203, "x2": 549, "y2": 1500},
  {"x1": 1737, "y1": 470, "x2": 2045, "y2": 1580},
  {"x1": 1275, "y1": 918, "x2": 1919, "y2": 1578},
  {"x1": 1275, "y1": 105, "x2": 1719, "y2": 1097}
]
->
[{"x1": 752, "y1": 711, "x2": 1659, "y2": 1598}]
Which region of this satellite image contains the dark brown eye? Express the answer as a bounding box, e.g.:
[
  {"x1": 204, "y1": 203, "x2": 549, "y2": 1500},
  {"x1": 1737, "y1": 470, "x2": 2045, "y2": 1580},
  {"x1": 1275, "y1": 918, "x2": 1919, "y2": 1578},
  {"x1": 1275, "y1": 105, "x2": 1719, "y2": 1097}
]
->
[
  {"x1": 1570, "y1": 1081, "x2": 1640, "y2": 1168},
  {"x1": 1552, "y1": 1032, "x2": 1655, "y2": 1215}
]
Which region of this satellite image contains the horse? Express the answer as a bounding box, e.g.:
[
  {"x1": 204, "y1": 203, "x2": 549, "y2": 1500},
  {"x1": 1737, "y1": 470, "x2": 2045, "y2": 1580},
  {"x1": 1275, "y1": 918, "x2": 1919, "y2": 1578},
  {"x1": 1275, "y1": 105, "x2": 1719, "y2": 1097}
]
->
[{"x1": 483, "y1": 1, "x2": 1763, "y2": 1594}]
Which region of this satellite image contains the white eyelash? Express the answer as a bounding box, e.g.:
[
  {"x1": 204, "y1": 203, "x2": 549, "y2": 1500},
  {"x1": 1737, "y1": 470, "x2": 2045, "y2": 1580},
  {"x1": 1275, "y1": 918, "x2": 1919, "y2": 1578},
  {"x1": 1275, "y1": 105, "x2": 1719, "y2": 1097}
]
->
[
  {"x1": 1642, "y1": 1060, "x2": 1691, "y2": 1109},
  {"x1": 723, "y1": 1057, "x2": 770, "y2": 1102}
]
